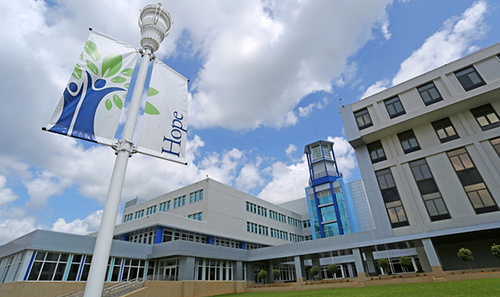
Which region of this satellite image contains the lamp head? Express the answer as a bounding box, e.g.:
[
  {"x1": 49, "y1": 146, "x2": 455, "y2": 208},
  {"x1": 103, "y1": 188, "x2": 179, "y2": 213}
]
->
[{"x1": 138, "y1": 3, "x2": 172, "y2": 52}]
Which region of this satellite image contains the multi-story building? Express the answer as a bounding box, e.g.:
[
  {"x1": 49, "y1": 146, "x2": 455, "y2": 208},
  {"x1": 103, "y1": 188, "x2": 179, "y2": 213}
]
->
[
  {"x1": 1, "y1": 41, "x2": 500, "y2": 297},
  {"x1": 339, "y1": 41, "x2": 500, "y2": 271}
]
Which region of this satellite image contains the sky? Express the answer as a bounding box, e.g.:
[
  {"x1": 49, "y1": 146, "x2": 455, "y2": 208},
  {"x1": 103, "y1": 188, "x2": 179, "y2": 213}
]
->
[{"x1": 1, "y1": 0, "x2": 499, "y2": 245}]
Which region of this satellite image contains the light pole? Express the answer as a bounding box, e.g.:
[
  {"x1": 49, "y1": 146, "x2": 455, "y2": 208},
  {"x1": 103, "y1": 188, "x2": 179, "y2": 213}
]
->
[{"x1": 83, "y1": 4, "x2": 171, "y2": 297}]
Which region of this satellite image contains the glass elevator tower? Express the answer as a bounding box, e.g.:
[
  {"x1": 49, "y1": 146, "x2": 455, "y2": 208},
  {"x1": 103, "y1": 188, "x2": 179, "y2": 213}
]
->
[{"x1": 304, "y1": 140, "x2": 359, "y2": 239}]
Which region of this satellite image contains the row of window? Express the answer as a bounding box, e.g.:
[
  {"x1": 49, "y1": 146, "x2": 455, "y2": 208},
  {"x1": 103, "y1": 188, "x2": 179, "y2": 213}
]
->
[
  {"x1": 247, "y1": 222, "x2": 268, "y2": 236},
  {"x1": 247, "y1": 202, "x2": 304, "y2": 229},
  {"x1": 288, "y1": 217, "x2": 302, "y2": 228},
  {"x1": 188, "y1": 212, "x2": 203, "y2": 221},
  {"x1": 375, "y1": 146, "x2": 499, "y2": 228},
  {"x1": 270, "y1": 228, "x2": 289, "y2": 240},
  {"x1": 122, "y1": 190, "x2": 204, "y2": 223},
  {"x1": 355, "y1": 65, "x2": 490, "y2": 130},
  {"x1": 269, "y1": 209, "x2": 287, "y2": 223},
  {"x1": 368, "y1": 105, "x2": 500, "y2": 164},
  {"x1": 246, "y1": 201, "x2": 267, "y2": 217}
]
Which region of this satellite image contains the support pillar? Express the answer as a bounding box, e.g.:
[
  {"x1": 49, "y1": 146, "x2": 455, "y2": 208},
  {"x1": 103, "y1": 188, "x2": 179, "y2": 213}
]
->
[
  {"x1": 235, "y1": 261, "x2": 243, "y2": 281},
  {"x1": 353, "y1": 248, "x2": 367, "y2": 280},
  {"x1": 421, "y1": 238, "x2": 444, "y2": 277},
  {"x1": 294, "y1": 256, "x2": 305, "y2": 285},
  {"x1": 363, "y1": 249, "x2": 376, "y2": 276},
  {"x1": 178, "y1": 256, "x2": 195, "y2": 280}
]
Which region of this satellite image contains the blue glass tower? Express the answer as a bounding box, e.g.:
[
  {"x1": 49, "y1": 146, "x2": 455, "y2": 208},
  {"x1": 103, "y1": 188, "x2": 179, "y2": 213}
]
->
[{"x1": 304, "y1": 140, "x2": 359, "y2": 239}]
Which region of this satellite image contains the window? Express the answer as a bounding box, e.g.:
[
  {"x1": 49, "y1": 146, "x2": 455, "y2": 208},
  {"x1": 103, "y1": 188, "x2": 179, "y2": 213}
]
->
[
  {"x1": 367, "y1": 141, "x2": 386, "y2": 163},
  {"x1": 490, "y1": 137, "x2": 500, "y2": 157},
  {"x1": 447, "y1": 148, "x2": 498, "y2": 214},
  {"x1": 354, "y1": 108, "x2": 373, "y2": 130},
  {"x1": 375, "y1": 169, "x2": 409, "y2": 228},
  {"x1": 470, "y1": 104, "x2": 500, "y2": 131},
  {"x1": 454, "y1": 66, "x2": 486, "y2": 91},
  {"x1": 398, "y1": 130, "x2": 420, "y2": 154},
  {"x1": 384, "y1": 96, "x2": 406, "y2": 118},
  {"x1": 188, "y1": 212, "x2": 203, "y2": 221},
  {"x1": 409, "y1": 159, "x2": 450, "y2": 221},
  {"x1": 28, "y1": 252, "x2": 69, "y2": 281},
  {"x1": 189, "y1": 190, "x2": 204, "y2": 203},
  {"x1": 432, "y1": 118, "x2": 459, "y2": 143},
  {"x1": 417, "y1": 82, "x2": 443, "y2": 105}
]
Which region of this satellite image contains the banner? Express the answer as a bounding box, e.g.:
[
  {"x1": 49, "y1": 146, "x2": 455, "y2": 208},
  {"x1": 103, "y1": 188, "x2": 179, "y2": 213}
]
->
[
  {"x1": 136, "y1": 59, "x2": 188, "y2": 163},
  {"x1": 46, "y1": 30, "x2": 139, "y2": 145}
]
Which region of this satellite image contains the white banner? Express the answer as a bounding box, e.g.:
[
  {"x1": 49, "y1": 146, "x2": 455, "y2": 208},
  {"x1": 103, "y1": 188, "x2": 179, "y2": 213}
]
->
[
  {"x1": 137, "y1": 59, "x2": 188, "y2": 163},
  {"x1": 46, "y1": 30, "x2": 138, "y2": 145}
]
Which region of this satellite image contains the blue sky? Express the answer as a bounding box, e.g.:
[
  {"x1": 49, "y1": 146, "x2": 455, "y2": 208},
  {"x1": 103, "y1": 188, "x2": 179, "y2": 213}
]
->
[{"x1": 1, "y1": 0, "x2": 499, "y2": 244}]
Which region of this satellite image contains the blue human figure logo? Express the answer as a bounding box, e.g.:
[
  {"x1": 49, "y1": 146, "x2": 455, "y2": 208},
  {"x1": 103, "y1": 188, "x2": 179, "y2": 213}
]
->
[{"x1": 49, "y1": 70, "x2": 124, "y2": 142}]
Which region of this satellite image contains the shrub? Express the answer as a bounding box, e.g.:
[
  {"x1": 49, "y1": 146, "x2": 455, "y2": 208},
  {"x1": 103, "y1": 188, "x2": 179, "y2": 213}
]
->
[
  {"x1": 327, "y1": 264, "x2": 338, "y2": 277},
  {"x1": 457, "y1": 248, "x2": 474, "y2": 270},
  {"x1": 377, "y1": 258, "x2": 390, "y2": 275},
  {"x1": 310, "y1": 266, "x2": 320, "y2": 279},
  {"x1": 492, "y1": 244, "x2": 500, "y2": 259},
  {"x1": 272, "y1": 269, "x2": 280, "y2": 280},
  {"x1": 258, "y1": 270, "x2": 268, "y2": 283},
  {"x1": 399, "y1": 256, "x2": 412, "y2": 272}
]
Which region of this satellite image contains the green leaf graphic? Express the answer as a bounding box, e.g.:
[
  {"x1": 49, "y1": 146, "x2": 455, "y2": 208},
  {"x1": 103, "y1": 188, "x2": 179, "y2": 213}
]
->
[
  {"x1": 84, "y1": 41, "x2": 100, "y2": 61},
  {"x1": 72, "y1": 64, "x2": 82, "y2": 79},
  {"x1": 111, "y1": 76, "x2": 127, "y2": 83},
  {"x1": 87, "y1": 60, "x2": 98, "y2": 75},
  {"x1": 124, "y1": 83, "x2": 130, "y2": 89},
  {"x1": 144, "y1": 102, "x2": 160, "y2": 115},
  {"x1": 105, "y1": 98, "x2": 112, "y2": 111},
  {"x1": 147, "y1": 87, "x2": 159, "y2": 96},
  {"x1": 121, "y1": 68, "x2": 134, "y2": 77},
  {"x1": 79, "y1": 53, "x2": 84, "y2": 60},
  {"x1": 102, "y1": 54, "x2": 122, "y2": 78},
  {"x1": 113, "y1": 94, "x2": 123, "y2": 109}
]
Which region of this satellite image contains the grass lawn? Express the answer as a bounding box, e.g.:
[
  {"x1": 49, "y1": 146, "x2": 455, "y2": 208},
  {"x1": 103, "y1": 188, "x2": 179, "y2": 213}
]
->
[{"x1": 217, "y1": 278, "x2": 500, "y2": 297}]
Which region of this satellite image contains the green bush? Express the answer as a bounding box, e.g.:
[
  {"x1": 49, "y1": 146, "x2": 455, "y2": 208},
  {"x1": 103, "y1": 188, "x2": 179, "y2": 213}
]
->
[
  {"x1": 310, "y1": 266, "x2": 320, "y2": 278},
  {"x1": 327, "y1": 264, "x2": 338, "y2": 277},
  {"x1": 258, "y1": 269, "x2": 268, "y2": 282},
  {"x1": 377, "y1": 258, "x2": 390, "y2": 275},
  {"x1": 492, "y1": 244, "x2": 500, "y2": 259},
  {"x1": 400, "y1": 256, "x2": 412, "y2": 271},
  {"x1": 272, "y1": 269, "x2": 280, "y2": 280},
  {"x1": 457, "y1": 248, "x2": 474, "y2": 270}
]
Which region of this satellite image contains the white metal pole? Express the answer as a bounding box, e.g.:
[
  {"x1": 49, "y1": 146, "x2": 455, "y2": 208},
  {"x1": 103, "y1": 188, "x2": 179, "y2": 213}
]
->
[{"x1": 83, "y1": 48, "x2": 152, "y2": 297}]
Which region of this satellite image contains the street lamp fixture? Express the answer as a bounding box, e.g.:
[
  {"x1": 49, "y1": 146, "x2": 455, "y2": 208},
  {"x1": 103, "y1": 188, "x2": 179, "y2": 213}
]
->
[{"x1": 139, "y1": 3, "x2": 172, "y2": 52}]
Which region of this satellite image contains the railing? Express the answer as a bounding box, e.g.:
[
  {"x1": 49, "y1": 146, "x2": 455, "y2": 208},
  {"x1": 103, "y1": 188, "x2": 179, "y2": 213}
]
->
[{"x1": 58, "y1": 277, "x2": 146, "y2": 297}]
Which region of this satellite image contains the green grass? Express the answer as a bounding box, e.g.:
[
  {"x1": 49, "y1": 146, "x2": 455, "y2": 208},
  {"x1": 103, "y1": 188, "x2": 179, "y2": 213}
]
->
[{"x1": 218, "y1": 278, "x2": 500, "y2": 297}]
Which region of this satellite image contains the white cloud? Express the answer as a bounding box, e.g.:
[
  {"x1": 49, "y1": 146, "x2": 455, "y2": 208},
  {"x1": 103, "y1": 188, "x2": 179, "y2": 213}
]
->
[
  {"x1": 285, "y1": 144, "x2": 298, "y2": 159},
  {"x1": 0, "y1": 175, "x2": 17, "y2": 207},
  {"x1": 360, "y1": 79, "x2": 390, "y2": 99},
  {"x1": 392, "y1": 0, "x2": 488, "y2": 85},
  {"x1": 0, "y1": 218, "x2": 37, "y2": 245},
  {"x1": 51, "y1": 210, "x2": 104, "y2": 235},
  {"x1": 362, "y1": 0, "x2": 489, "y2": 96},
  {"x1": 182, "y1": 0, "x2": 394, "y2": 129},
  {"x1": 25, "y1": 172, "x2": 72, "y2": 208}
]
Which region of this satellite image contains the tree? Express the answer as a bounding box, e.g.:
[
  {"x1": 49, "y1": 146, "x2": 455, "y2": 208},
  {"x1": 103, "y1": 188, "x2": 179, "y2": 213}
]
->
[
  {"x1": 492, "y1": 244, "x2": 500, "y2": 259},
  {"x1": 258, "y1": 269, "x2": 268, "y2": 283},
  {"x1": 399, "y1": 256, "x2": 412, "y2": 272},
  {"x1": 457, "y1": 248, "x2": 474, "y2": 270},
  {"x1": 327, "y1": 264, "x2": 338, "y2": 278},
  {"x1": 310, "y1": 266, "x2": 320, "y2": 279},
  {"x1": 377, "y1": 258, "x2": 390, "y2": 275},
  {"x1": 272, "y1": 269, "x2": 281, "y2": 281}
]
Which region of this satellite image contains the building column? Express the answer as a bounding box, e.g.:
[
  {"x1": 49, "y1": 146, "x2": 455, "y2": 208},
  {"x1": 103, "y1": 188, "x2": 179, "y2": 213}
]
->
[
  {"x1": 421, "y1": 238, "x2": 444, "y2": 277},
  {"x1": 178, "y1": 256, "x2": 195, "y2": 280},
  {"x1": 352, "y1": 248, "x2": 366, "y2": 280},
  {"x1": 245, "y1": 262, "x2": 255, "y2": 284},
  {"x1": 235, "y1": 261, "x2": 244, "y2": 281},
  {"x1": 311, "y1": 256, "x2": 321, "y2": 279},
  {"x1": 294, "y1": 256, "x2": 306, "y2": 285},
  {"x1": 363, "y1": 249, "x2": 376, "y2": 276}
]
